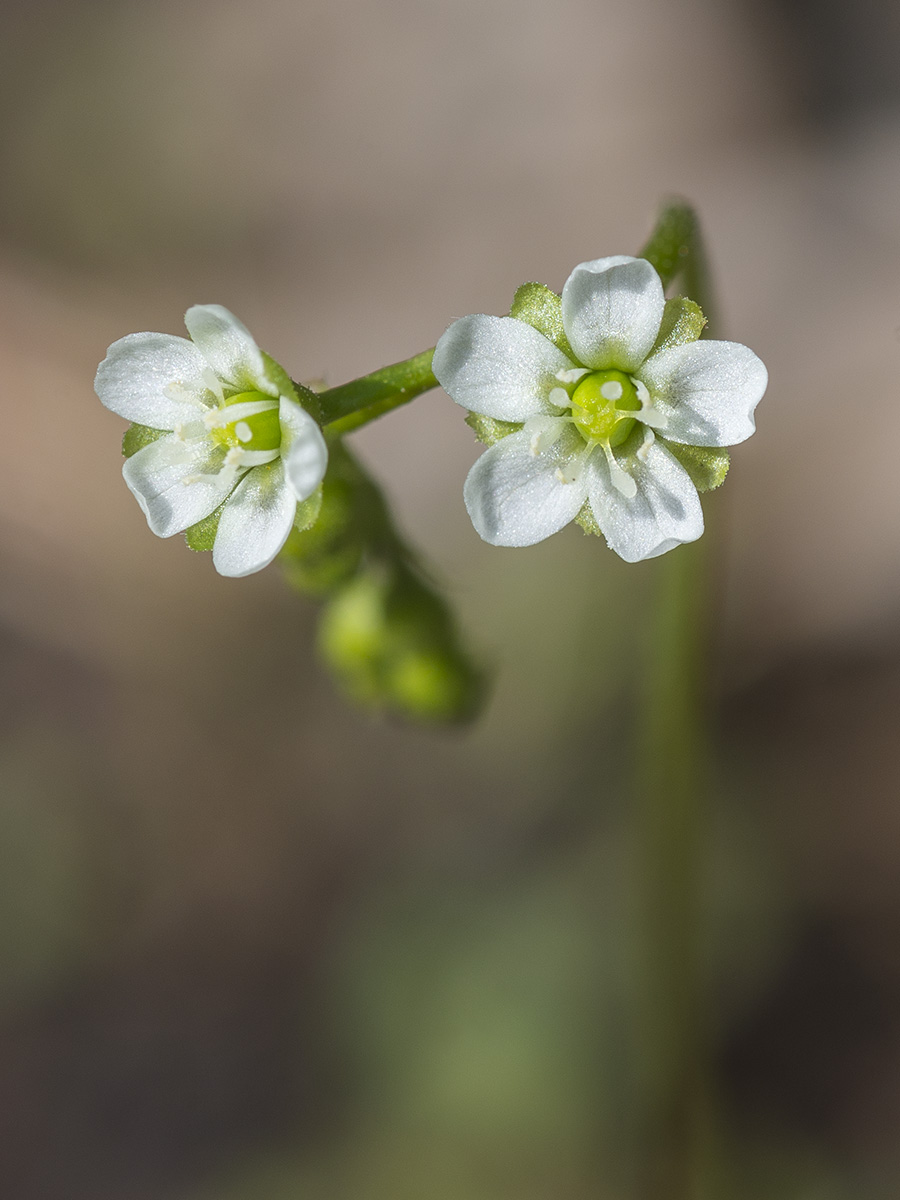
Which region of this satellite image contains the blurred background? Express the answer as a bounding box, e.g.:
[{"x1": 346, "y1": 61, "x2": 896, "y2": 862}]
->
[{"x1": 2, "y1": 0, "x2": 900, "y2": 1196}]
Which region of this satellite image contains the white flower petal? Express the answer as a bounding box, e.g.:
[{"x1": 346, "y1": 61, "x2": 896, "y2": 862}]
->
[
  {"x1": 95, "y1": 333, "x2": 209, "y2": 429},
  {"x1": 637, "y1": 340, "x2": 768, "y2": 447},
  {"x1": 123, "y1": 434, "x2": 236, "y2": 537},
  {"x1": 279, "y1": 396, "x2": 328, "y2": 500},
  {"x1": 561, "y1": 256, "x2": 665, "y2": 372},
  {"x1": 433, "y1": 314, "x2": 575, "y2": 422},
  {"x1": 586, "y1": 439, "x2": 703, "y2": 562},
  {"x1": 183, "y1": 304, "x2": 276, "y2": 396},
  {"x1": 463, "y1": 428, "x2": 587, "y2": 547},
  {"x1": 212, "y1": 460, "x2": 297, "y2": 577}
]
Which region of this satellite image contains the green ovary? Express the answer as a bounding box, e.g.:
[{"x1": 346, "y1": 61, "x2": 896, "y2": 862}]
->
[
  {"x1": 569, "y1": 370, "x2": 641, "y2": 447},
  {"x1": 215, "y1": 390, "x2": 282, "y2": 451}
]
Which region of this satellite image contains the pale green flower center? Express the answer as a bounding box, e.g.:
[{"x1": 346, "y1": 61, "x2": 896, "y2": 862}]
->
[
  {"x1": 569, "y1": 370, "x2": 641, "y2": 448},
  {"x1": 210, "y1": 390, "x2": 282, "y2": 451}
]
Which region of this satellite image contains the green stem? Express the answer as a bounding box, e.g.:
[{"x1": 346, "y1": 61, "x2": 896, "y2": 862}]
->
[
  {"x1": 632, "y1": 201, "x2": 717, "y2": 1200},
  {"x1": 308, "y1": 347, "x2": 438, "y2": 434},
  {"x1": 633, "y1": 539, "x2": 711, "y2": 1200}
]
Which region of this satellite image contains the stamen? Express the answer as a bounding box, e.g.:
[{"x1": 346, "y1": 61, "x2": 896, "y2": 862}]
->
[
  {"x1": 602, "y1": 443, "x2": 637, "y2": 499},
  {"x1": 174, "y1": 419, "x2": 206, "y2": 442},
  {"x1": 202, "y1": 368, "x2": 225, "y2": 403},
  {"x1": 554, "y1": 454, "x2": 584, "y2": 485},
  {"x1": 524, "y1": 415, "x2": 566, "y2": 457},
  {"x1": 164, "y1": 381, "x2": 203, "y2": 405},
  {"x1": 203, "y1": 397, "x2": 277, "y2": 429},
  {"x1": 633, "y1": 379, "x2": 650, "y2": 405},
  {"x1": 183, "y1": 447, "x2": 245, "y2": 489},
  {"x1": 637, "y1": 426, "x2": 656, "y2": 462},
  {"x1": 548, "y1": 387, "x2": 572, "y2": 409},
  {"x1": 637, "y1": 407, "x2": 668, "y2": 430},
  {"x1": 555, "y1": 367, "x2": 590, "y2": 384}
]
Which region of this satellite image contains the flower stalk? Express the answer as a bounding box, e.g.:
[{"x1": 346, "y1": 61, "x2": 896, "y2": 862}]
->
[
  {"x1": 631, "y1": 201, "x2": 718, "y2": 1200},
  {"x1": 312, "y1": 348, "x2": 438, "y2": 434}
]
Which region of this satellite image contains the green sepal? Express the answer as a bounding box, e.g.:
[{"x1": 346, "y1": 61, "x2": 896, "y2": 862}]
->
[
  {"x1": 261, "y1": 350, "x2": 327, "y2": 426},
  {"x1": 279, "y1": 452, "x2": 367, "y2": 595},
  {"x1": 663, "y1": 440, "x2": 730, "y2": 492},
  {"x1": 465, "y1": 411, "x2": 522, "y2": 447},
  {"x1": 509, "y1": 282, "x2": 576, "y2": 360},
  {"x1": 293, "y1": 485, "x2": 323, "y2": 532},
  {"x1": 260, "y1": 350, "x2": 298, "y2": 402},
  {"x1": 649, "y1": 296, "x2": 706, "y2": 356},
  {"x1": 122, "y1": 423, "x2": 166, "y2": 458},
  {"x1": 184, "y1": 503, "x2": 225, "y2": 552},
  {"x1": 574, "y1": 501, "x2": 603, "y2": 538}
]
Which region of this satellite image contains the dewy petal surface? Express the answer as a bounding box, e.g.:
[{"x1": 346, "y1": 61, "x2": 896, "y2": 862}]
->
[
  {"x1": 184, "y1": 304, "x2": 275, "y2": 396},
  {"x1": 123, "y1": 434, "x2": 237, "y2": 538},
  {"x1": 463, "y1": 428, "x2": 587, "y2": 547},
  {"x1": 433, "y1": 314, "x2": 574, "y2": 422},
  {"x1": 561, "y1": 256, "x2": 665, "y2": 372},
  {"x1": 586, "y1": 439, "x2": 703, "y2": 562},
  {"x1": 212, "y1": 460, "x2": 297, "y2": 577},
  {"x1": 637, "y1": 340, "x2": 768, "y2": 447},
  {"x1": 95, "y1": 333, "x2": 209, "y2": 429},
  {"x1": 279, "y1": 396, "x2": 328, "y2": 500}
]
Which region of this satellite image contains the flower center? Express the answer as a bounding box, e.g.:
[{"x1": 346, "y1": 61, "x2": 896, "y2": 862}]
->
[
  {"x1": 208, "y1": 390, "x2": 281, "y2": 451},
  {"x1": 569, "y1": 370, "x2": 641, "y2": 447}
]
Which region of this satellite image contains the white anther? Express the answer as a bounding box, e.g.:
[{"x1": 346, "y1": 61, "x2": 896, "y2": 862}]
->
[
  {"x1": 610, "y1": 463, "x2": 637, "y2": 499},
  {"x1": 554, "y1": 456, "x2": 583, "y2": 485},
  {"x1": 203, "y1": 397, "x2": 276, "y2": 429},
  {"x1": 555, "y1": 367, "x2": 590, "y2": 384},
  {"x1": 524, "y1": 415, "x2": 566, "y2": 457},
  {"x1": 548, "y1": 387, "x2": 571, "y2": 409},
  {"x1": 603, "y1": 443, "x2": 637, "y2": 499},
  {"x1": 174, "y1": 419, "x2": 205, "y2": 442},
  {"x1": 235, "y1": 421, "x2": 253, "y2": 443},
  {"x1": 202, "y1": 368, "x2": 225, "y2": 403},
  {"x1": 638, "y1": 407, "x2": 668, "y2": 431},
  {"x1": 633, "y1": 378, "x2": 650, "y2": 403},
  {"x1": 164, "y1": 381, "x2": 202, "y2": 406},
  {"x1": 636, "y1": 426, "x2": 656, "y2": 462}
]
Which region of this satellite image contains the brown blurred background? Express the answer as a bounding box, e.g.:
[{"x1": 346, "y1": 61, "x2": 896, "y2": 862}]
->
[{"x1": 2, "y1": 0, "x2": 900, "y2": 1196}]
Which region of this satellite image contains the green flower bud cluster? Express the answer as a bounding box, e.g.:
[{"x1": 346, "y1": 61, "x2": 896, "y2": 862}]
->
[{"x1": 281, "y1": 443, "x2": 483, "y2": 724}]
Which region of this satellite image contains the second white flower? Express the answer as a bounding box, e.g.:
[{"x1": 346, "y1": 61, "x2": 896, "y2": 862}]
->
[{"x1": 433, "y1": 256, "x2": 767, "y2": 562}]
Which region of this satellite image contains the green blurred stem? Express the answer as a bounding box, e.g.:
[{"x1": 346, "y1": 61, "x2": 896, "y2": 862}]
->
[
  {"x1": 634, "y1": 540, "x2": 711, "y2": 1200},
  {"x1": 308, "y1": 348, "x2": 438, "y2": 436},
  {"x1": 633, "y1": 201, "x2": 716, "y2": 1200}
]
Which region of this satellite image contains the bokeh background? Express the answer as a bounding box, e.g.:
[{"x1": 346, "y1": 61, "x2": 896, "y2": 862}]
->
[{"x1": 2, "y1": 0, "x2": 900, "y2": 1196}]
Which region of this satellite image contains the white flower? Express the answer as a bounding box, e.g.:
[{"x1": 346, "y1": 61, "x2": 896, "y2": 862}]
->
[
  {"x1": 433, "y1": 256, "x2": 768, "y2": 562},
  {"x1": 95, "y1": 305, "x2": 328, "y2": 577}
]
